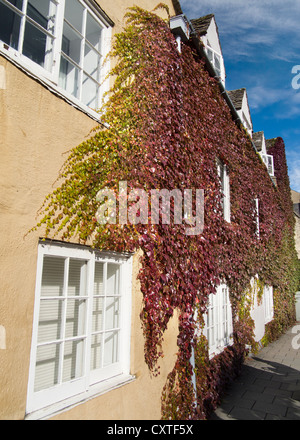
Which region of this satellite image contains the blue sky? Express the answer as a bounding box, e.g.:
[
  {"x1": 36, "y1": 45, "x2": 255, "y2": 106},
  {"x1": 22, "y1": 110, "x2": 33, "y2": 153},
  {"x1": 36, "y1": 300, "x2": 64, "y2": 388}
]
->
[{"x1": 180, "y1": 0, "x2": 300, "y2": 192}]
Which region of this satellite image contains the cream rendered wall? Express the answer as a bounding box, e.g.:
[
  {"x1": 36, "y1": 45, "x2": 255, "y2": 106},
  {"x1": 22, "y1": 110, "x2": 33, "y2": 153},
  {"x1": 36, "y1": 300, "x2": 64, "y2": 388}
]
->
[{"x1": 0, "y1": 0, "x2": 178, "y2": 420}]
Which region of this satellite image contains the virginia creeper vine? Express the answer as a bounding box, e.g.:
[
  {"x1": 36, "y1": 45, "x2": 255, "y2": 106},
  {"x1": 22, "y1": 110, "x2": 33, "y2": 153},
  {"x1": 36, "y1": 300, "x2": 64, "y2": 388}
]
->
[{"x1": 33, "y1": 6, "x2": 298, "y2": 419}]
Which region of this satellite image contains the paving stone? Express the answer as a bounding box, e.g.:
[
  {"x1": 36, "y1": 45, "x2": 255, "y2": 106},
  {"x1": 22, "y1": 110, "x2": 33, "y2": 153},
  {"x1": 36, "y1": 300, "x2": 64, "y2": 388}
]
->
[
  {"x1": 292, "y1": 390, "x2": 300, "y2": 401},
  {"x1": 252, "y1": 401, "x2": 287, "y2": 417},
  {"x1": 243, "y1": 390, "x2": 274, "y2": 403},
  {"x1": 209, "y1": 328, "x2": 300, "y2": 420},
  {"x1": 228, "y1": 407, "x2": 265, "y2": 420},
  {"x1": 286, "y1": 407, "x2": 300, "y2": 420}
]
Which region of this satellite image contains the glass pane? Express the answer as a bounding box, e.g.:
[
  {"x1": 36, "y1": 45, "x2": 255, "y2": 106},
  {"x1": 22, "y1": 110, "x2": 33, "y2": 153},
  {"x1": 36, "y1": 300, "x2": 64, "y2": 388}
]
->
[
  {"x1": 103, "y1": 331, "x2": 119, "y2": 367},
  {"x1": 0, "y1": 2, "x2": 21, "y2": 50},
  {"x1": 23, "y1": 20, "x2": 54, "y2": 69},
  {"x1": 34, "y1": 343, "x2": 61, "y2": 391},
  {"x1": 92, "y1": 297, "x2": 104, "y2": 332},
  {"x1": 62, "y1": 339, "x2": 84, "y2": 382},
  {"x1": 208, "y1": 327, "x2": 215, "y2": 346},
  {"x1": 62, "y1": 21, "x2": 82, "y2": 64},
  {"x1": 107, "y1": 264, "x2": 119, "y2": 296},
  {"x1": 94, "y1": 262, "x2": 104, "y2": 295},
  {"x1": 90, "y1": 333, "x2": 102, "y2": 371},
  {"x1": 206, "y1": 47, "x2": 213, "y2": 63},
  {"x1": 81, "y1": 74, "x2": 98, "y2": 108},
  {"x1": 64, "y1": 0, "x2": 84, "y2": 33},
  {"x1": 41, "y1": 256, "x2": 65, "y2": 297},
  {"x1": 214, "y1": 53, "x2": 221, "y2": 70},
  {"x1": 86, "y1": 12, "x2": 101, "y2": 51},
  {"x1": 38, "y1": 299, "x2": 64, "y2": 343},
  {"x1": 68, "y1": 259, "x2": 87, "y2": 296},
  {"x1": 7, "y1": 0, "x2": 23, "y2": 10},
  {"x1": 59, "y1": 55, "x2": 80, "y2": 98},
  {"x1": 105, "y1": 297, "x2": 120, "y2": 330},
  {"x1": 65, "y1": 299, "x2": 86, "y2": 338},
  {"x1": 84, "y1": 44, "x2": 101, "y2": 81},
  {"x1": 27, "y1": 0, "x2": 56, "y2": 33}
]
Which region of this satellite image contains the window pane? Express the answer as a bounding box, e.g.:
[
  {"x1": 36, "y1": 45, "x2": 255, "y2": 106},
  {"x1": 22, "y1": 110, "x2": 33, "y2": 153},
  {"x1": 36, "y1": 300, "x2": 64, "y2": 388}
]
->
[
  {"x1": 86, "y1": 12, "x2": 102, "y2": 51},
  {"x1": 94, "y1": 262, "x2": 104, "y2": 295},
  {"x1": 34, "y1": 343, "x2": 61, "y2": 391},
  {"x1": 7, "y1": 0, "x2": 23, "y2": 10},
  {"x1": 0, "y1": 2, "x2": 21, "y2": 50},
  {"x1": 59, "y1": 55, "x2": 80, "y2": 98},
  {"x1": 92, "y1": 297, "x2": 104, "y2": 332},
  {"x1": 104, "y1": 331, "x2": 119, "y2": 367},
  {"x1": 90, "y1": 333, "x2": 102, "y2": 371},
  {"x1": 214, "y1": 53, "x2": 221, "y2": 71},
  {"x1": 68, "y1": 259, "x2": 87, "y2": 296},
  {"x1": 82, "y1": 74, "x2": 98, "y2": 108},
  {"x1": 206, "y1": 47, "x2": 213, "y2": 63},
  {"x1": 62, "y1": 21, "x2": 82, "y2": 64},
  {"x1": 41, "y1": 256, "x2": 65, "y2": 297},
  {"x1": 208, "y1": 327, "x2": 215, "y2": 347},
  {"x1": 62, "y1": 339, "x2": 84, "y2": 382},
  {"x1": 38, "y1": 299, "x2": 64, "y2": 343},
  {"x1": 84, "y1": 44, "x2": 101, "y2": 81},
  {"x1": 64, "y1": 0, "x2": 84, "y2": 33},
  {"x1": 107, "y1": 264, "x2": 120, "y2": 296},
  {"x1": 105, "y1": 297, "x2": 120, "y2": 330},
  {"x1": 65, "y1": 299, "x2": 86, "y2": 338},
  {"x1": 27, "y1": 0, "x2": 55, "y2": 33},
  {"x1": 23, "y1": 20, "x2": 54, "y2": 69}
]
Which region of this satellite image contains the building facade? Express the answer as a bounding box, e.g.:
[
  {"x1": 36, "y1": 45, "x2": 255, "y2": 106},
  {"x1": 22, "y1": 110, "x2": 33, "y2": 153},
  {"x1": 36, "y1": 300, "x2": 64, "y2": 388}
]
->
[{"x1": 0, "y1": 0, "x2": 297, "y2": 420}]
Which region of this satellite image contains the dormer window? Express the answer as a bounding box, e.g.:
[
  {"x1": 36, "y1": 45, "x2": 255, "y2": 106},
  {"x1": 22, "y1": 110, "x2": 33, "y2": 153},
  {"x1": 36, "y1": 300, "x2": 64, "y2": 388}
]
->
[
  {"x1": 191, "y1": 14, "x2": 226, "y2": 86},
  {"x1": 206, "y1": 45, "x2": 222, "y2": 79},
  {"x1": 260, "y1": 153, "x2": 274, "y2": 177}
]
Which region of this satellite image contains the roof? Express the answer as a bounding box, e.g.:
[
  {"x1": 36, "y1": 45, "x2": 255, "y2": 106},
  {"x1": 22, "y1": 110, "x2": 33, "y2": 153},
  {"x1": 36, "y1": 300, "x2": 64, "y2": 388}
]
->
[
  {"x1": 227, "y1": 88, "x2": 246, "y2": 110},
  {"x1": 291, "y1": 190, "x2": 300, "y2": 204},
  {"x1": 191, "y1": 14, "x2": 215, "y2": 36}
]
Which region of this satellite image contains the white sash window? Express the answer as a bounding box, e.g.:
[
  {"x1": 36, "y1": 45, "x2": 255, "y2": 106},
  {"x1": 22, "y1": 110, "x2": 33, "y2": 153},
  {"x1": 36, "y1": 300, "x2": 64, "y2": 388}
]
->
[
  {"x1": 204, "y1": 284, "x2": 233, "y2": 357},
  {"x1": 263, "y1": 285, "x2": 274, "y2": 324},
  {"x1": 217, "y1": 159, "x2": 231, "y2": 222},
  {"x1": 27, "y1": 242, "x2": 132, "y2": 415},
  {"x1": 0, "y1": 0, "x2": 111, "y2": 112}
]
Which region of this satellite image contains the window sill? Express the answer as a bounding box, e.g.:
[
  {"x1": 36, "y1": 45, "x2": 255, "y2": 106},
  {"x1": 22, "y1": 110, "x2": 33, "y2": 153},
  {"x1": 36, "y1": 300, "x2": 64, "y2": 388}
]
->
[
  {"x1": 0, "y1": 47, "x2": 108, "y2": 125},
  {"x1": 209, "y1": 339, "x2": 234, "y2": 360},
  {"x1": 25, "y1": 374, "x2": 136, "y2": 420}
]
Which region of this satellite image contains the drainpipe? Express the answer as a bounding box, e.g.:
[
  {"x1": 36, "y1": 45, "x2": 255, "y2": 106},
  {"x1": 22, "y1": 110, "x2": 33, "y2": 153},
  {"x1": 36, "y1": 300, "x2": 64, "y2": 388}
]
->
[{"x1": 170, "y1": 15, "x2": 191, "y2": 53}]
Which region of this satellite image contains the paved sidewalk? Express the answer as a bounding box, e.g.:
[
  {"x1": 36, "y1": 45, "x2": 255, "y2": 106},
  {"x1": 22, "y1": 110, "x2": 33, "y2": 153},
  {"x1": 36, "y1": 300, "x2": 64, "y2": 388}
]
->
[{"x1": 210, "y1": 325, "x2": 300, "y2": 420}]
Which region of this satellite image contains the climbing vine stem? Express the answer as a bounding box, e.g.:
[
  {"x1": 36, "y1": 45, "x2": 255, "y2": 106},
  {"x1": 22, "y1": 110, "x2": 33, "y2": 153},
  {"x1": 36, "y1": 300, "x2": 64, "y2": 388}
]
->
[{"x1": 33, "y1": 6, "x2": 298, "y2": 419}]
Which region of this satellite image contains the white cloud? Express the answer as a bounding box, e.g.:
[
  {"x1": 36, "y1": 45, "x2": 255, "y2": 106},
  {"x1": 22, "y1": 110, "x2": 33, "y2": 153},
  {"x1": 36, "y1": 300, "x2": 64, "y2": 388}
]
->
[
  {"x1": 181, "y1": 0, "x2": 300, "y2": 61},
  {"x1": 286, "y1": 151, "x2": 300, "y2": 192}
]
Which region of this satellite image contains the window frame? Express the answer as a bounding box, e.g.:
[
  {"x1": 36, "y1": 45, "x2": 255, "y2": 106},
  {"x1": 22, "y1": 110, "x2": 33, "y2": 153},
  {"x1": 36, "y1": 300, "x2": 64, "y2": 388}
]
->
[
  {"x1": 217, "y1": 159, "x2": 231, "y2": 223},
  {"x1": 26, "y1": 241, "x2": 133, "y2": 416},
  {"x1": 263, "y1": 285, "x2": 274, "y2": 324},
  {"x1": 203, "y1": 284, "x2": 234, "y2": 358},
  {"x1": 254, "y1": 197, "x2": 260, "y2": 239},
  {"x1": 0, "y1": 0, "x2": 112, "y2": 119},
  {"x1": 205, "y1": 45, "x2": 224, "y2": 83}
]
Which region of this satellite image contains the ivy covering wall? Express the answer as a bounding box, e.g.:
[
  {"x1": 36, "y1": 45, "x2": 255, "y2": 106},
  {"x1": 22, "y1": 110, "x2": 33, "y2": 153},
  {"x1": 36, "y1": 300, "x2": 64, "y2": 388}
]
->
[{"x1": 34, "y1": 6, "x2": 298, "y2": 419}]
